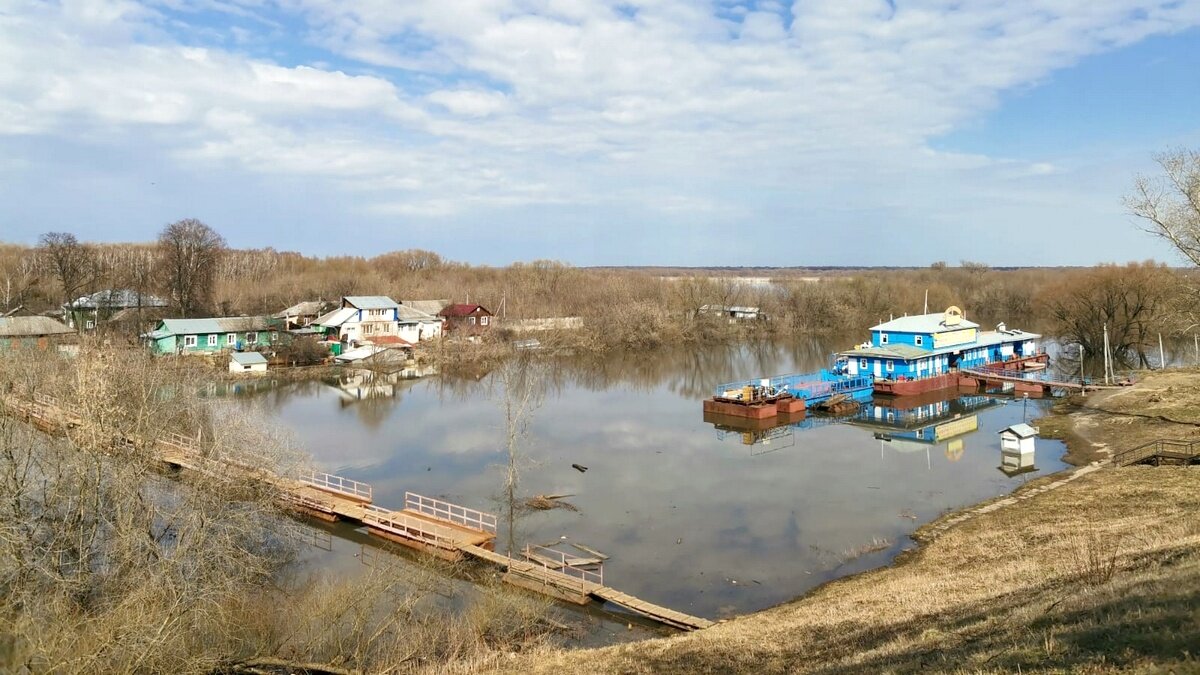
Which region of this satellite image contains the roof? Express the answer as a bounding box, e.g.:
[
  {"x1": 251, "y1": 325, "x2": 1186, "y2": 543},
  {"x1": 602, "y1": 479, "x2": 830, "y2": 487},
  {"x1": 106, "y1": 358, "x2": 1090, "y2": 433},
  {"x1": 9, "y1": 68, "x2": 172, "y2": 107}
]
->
[
  {"x1": 152, "y1": 316, "x2": 274, "y2": 336},
  {"x1": 0, "y1": 316, "x2": 74, "y2": 337},
  {"x1": 230, "y1": 352, "x2": 268, "y2": 366},
  {"x1": 66, "y1": 289, "x2": 168, "y2": 309},
  {"x1": 312, "y1": 307, "x2": 356, "y2": 327},
  {"x1": 342, "y1": 296, "x2": 399, "y2": 310},
  {"x1": 401, "y1": 299, "x2": 449, "y2": 315},
  {"x1": 439, "y1": 303, "x2": 490, "y2": 318},
  {"x1": 396, "y1": 305, "x2": 441, "y2": 322},
  {"x1": 1000, "y1": 423, "x2": 1039, "y2": 438},
  {"x1": 974, "y1": 329, "x2": 1042, "y2": 347},
  {"x1": 367, "y1": 335, "x2": 414, "y2": 347},
  {"x1": 107, "y1": 307, "x2": 171, "y2": 323},
  {"x1": 841, "y1": 343, "x2": 931, "y2": 360},
  {"x1": 871, "y1": 312, "x2": 980, "y2": 334},
  {"x1": 274, "y1": 300, "x2": 328, "y2": 318},
  {"x1": 699, "y1": 305, "x2": 762, "y2": 313}
]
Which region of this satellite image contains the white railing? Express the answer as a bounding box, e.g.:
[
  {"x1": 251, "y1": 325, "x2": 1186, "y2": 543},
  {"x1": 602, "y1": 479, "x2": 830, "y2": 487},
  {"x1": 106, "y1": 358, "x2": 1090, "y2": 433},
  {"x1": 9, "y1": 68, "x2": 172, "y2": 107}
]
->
[
  {"x1": 405, "y1": 492, "x2": 497, "y2": 533},
  {"x1": 523, "y1": 544, "x2": 603, "y2": 589},
  {"x1": 299, "y1": 470, "x2": 373, "y2": 502},
  {"x1": 160, "y1": 430, "x2": 200, "y2": 452},
  {"x1": 362, "y1": 504, "x2": 458, "y2": 549}
]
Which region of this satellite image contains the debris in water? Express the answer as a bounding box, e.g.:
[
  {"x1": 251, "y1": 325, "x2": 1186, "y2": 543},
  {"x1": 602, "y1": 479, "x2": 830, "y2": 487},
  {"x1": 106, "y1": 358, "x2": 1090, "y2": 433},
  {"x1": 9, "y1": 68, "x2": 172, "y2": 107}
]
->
[
  {"x1": 572, "y1": 463, "x2": 589, "y2": 473},
  {"x1": 569, "y1": 542, "x2": 609, "y2": 560},
  {"x1": 526, "y1": 494, "x2": 579, "y2": 511}
]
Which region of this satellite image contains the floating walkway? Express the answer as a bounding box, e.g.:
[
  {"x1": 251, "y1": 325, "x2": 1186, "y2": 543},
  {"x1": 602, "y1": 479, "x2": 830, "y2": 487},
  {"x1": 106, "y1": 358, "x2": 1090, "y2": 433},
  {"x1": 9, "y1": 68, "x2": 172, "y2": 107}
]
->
[{"x1": 3, "y1": 393, "x2": 713, "y2": 631}]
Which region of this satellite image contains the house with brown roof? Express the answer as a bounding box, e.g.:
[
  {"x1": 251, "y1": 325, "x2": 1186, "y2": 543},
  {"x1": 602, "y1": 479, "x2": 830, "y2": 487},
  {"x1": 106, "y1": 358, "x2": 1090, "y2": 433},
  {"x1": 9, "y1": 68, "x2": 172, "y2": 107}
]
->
[
  {"x1": 438, "y1": 304, "x2": 494, "y2": 336},
  {"x1": 0, "y1": 316, "x2": 76, "y2": 351}
]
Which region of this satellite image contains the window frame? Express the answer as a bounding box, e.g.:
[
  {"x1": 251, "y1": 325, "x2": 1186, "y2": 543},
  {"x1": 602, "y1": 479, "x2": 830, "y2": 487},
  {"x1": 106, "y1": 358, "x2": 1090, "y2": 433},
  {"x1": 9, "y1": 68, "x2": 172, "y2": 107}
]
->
[
  {"x1": 184, "y1": 335, "x2": 197, "y2": 348},
  {"x1": 914, "y1": 335, "x2": 923, "y2": 346},
  {"x1": 227, "y1": 333, "x2": 236, "y2": 346},
  {"x1": 480, "y1": 316, "x2": 490, "y2": 326},
  {"x1": 207, "y1": 334, "x2": 218, "y2": 347},
  {"x1": 246, "y1": 332, "x2": 258, "y2": 344},
  {"x1": 886, "y1": 360, "x2": 894, "y2": 373},
  {"x1": 880, "y1": 333, "x2": 889, "y2": 344}
]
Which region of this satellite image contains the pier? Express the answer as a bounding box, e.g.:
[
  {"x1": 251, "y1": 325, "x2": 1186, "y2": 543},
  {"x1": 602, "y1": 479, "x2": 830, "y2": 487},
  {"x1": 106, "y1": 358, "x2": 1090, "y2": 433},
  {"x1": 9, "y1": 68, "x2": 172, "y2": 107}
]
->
[{"x1": 3, "y1": 394, "x2": 714, "y2": 632}]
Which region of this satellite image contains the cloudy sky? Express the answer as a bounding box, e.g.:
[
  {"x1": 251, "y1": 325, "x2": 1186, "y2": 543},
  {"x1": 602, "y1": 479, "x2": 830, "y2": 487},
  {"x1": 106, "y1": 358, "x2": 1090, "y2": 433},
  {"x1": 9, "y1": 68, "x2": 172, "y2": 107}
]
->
[{"x1": 1, "y1": 0, "x2": 1198, "y2": 265}]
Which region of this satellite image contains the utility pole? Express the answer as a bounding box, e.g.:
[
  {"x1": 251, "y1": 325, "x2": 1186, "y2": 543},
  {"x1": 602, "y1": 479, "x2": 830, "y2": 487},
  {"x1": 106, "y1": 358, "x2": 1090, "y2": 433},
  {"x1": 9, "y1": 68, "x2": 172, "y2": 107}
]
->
[
  {"x1": 1079, "y1": 343, "x2": 1085, "y2": 384},
  {"x1": 1103, "y1": 323, "x2": 1111, "y2": 385},
  {"x1": 923, "y1": 289, "x2": 928, "y2": 315},
  {"x1": 1159, "y1": 333, "x2": 1166, "y2": 370}
]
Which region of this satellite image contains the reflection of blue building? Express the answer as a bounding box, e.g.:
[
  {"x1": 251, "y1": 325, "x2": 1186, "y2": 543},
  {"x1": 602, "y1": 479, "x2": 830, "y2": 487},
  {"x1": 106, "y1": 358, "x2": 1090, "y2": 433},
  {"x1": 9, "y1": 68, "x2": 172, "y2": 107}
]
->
[{"x1": 849, "y1": 395, "x2": 1003, "y2": 460}]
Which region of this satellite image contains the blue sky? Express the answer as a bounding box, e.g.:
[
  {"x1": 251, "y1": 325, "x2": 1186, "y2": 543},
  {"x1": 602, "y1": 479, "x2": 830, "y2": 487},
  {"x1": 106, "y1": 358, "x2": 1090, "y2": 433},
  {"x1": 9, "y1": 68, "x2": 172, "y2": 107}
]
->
[{"x1": 1, "y1": 0, "x2": 1199, "y2": 266}]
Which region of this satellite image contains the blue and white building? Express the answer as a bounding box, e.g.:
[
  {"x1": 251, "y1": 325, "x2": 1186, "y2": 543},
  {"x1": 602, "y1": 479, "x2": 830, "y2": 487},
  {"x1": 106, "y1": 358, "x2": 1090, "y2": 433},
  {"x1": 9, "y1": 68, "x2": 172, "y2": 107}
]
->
[{"x1": 836, "y1": 307, "x2": 1042, "y2": 384}]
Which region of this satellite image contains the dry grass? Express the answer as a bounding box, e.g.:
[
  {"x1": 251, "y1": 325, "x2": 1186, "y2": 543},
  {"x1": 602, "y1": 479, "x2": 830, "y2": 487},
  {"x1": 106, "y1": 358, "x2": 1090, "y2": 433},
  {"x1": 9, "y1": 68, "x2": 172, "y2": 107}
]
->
[{"x1": 481, "y1": 468, "x2": 1200, "y2": 674}]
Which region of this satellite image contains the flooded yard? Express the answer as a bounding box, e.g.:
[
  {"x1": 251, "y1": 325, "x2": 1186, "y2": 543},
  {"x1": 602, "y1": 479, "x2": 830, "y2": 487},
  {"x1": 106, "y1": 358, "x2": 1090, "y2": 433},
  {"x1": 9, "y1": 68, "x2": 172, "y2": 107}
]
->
[{"x1": 241, "y1": 340, "x2": 1068, "y2": 622}]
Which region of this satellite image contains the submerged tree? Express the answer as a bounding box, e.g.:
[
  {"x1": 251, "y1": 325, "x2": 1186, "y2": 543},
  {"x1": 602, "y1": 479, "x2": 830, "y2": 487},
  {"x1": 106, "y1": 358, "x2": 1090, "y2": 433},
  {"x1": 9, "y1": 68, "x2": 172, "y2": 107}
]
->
[
  {"x1": 492, "y1": 355, "x2": 548, "y2": 553},
  {"x1": 158, "y1": 218, "x2": 226, "y2": 318}
]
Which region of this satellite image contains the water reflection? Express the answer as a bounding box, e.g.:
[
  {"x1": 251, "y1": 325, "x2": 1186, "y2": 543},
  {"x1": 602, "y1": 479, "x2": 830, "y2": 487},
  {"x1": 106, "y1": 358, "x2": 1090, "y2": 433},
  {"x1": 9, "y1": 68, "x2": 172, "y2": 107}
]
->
[{"x1": 243, "y1": 340, "x2": 1069, "y2": 619}]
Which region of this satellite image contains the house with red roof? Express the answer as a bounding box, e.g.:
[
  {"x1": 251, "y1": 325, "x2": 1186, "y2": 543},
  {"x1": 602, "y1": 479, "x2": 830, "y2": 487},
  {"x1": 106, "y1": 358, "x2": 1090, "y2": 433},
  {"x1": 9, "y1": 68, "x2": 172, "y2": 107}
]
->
[{"x1": 438, "y1": 303, "x2": 494, "y2": 336}]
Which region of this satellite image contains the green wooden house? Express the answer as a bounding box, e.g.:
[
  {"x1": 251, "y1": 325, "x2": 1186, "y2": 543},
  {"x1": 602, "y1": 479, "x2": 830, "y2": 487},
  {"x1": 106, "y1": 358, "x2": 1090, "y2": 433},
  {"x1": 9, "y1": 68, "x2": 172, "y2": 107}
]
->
[{"x1": 143, "y1": 317, "x2": 279, "y2": 355}]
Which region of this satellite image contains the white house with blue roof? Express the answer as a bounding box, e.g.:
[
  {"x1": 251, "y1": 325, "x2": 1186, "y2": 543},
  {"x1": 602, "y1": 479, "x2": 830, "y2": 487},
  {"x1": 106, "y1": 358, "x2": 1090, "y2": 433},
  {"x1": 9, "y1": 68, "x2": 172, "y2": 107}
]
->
[
  {"x1": 311, "y1": 296, "x2": 406, "y2": 345},
  {"x1": 837, "y1": 307, "x2": 1042, "y2": 383}
]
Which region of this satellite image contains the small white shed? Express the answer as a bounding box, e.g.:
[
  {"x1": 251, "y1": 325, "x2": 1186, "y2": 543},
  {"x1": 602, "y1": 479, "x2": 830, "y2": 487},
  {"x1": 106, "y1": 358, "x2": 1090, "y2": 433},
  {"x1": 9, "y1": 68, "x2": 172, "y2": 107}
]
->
[
  {"x1": 999, "y1": 423, "x2": 1038, "y2": 454},
  {"x1": 230, "y1": 351, "x2": 268, "y2": 374}
]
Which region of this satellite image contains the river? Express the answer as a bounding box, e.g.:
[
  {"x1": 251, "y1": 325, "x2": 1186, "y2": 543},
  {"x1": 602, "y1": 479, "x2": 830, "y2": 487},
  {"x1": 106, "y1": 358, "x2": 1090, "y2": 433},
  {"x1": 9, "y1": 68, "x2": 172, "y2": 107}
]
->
[{"x1": 226, "y1": 337, "x2": 1070, "y2": 631}]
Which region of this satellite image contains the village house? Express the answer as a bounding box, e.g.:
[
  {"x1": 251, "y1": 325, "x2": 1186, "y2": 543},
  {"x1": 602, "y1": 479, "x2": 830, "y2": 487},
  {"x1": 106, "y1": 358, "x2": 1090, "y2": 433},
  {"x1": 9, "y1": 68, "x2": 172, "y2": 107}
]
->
[
  {"x1": 64, "y1": 289, "x2": 169, "y2": 331},
  {"x1": 399, "y1": 299, "x2": 450, "y2": 316},
  {"x1": 274, "y1": 300, "x2": 332, "y2": 331},
  {"x1": 311, "y1": 296, "x2": 404, "y2": 345},
  {"x1": 143, "y1": 316, "x2": 277, "y2": 355},
  {"x1": 697, "y1": 305, "x2": 766, "y2": 322},
  {"x1": 438, "y1": 304, "x2": 494, "y2": 335},
  {"x1": 0, "y1": 316, "x2": 76, "y2": 351},
  {"x1": 396, "y1": 304, "x2": 444, "y2": 343}
]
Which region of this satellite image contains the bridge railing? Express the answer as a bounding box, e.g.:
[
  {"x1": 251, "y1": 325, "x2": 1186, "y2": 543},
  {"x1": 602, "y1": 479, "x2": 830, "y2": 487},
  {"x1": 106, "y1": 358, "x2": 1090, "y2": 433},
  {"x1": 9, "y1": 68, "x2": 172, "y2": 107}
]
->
[
  {"x1": 1113, "y1": 439, "x2": 1200, "y2": 466},
  {"x1": 714, "y1": 370, "x2": 873, "y2": 400},
  {"x1": 405, "y1": 492, "x2": 497, "y2": 533},
  {"x1": 300, "y1": 470, "x2": 373, "y2": 502},
  {"x1": 523, "y1": 544, "x2": 603, "y2": 590},
  {"x1": 362, "y1": 504, "x2": 459, "y2": 549}
]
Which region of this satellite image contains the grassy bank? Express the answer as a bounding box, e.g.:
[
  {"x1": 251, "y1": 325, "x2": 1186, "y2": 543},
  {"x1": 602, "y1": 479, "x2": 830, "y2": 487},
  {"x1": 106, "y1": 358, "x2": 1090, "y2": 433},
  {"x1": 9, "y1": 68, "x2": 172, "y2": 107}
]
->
[{"x1": 470, "y1": 374, "x2": 1200, "y2": 674}]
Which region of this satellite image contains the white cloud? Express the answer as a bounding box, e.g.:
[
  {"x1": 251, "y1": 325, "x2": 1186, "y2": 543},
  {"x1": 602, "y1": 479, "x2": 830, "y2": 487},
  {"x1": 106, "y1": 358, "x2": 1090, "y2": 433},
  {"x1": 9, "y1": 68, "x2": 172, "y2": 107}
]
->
[{"x1": 0, "y1": 0, "x2": 1198, "y2": 258}]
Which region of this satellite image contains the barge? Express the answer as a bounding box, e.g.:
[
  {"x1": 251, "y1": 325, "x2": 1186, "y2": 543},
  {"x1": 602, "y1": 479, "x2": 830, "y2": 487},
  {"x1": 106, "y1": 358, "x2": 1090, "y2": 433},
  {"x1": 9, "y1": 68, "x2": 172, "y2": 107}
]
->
[{"x1": 835, "y1": 306, "x2": 1048, "y2": 397}]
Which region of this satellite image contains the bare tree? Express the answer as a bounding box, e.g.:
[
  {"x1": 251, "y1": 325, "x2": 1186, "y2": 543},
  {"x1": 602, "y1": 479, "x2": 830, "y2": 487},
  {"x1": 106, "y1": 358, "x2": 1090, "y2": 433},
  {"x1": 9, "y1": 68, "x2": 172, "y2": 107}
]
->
[
  {"x1": 158, "y1": 219, "x2": 226, "y2": 317},
  {"x1": 1128, "y1": 149, "x2": 1200, "y2": 266},
  {"x1": 38, "y1": 232, "x2": 95, "y2": 313}
]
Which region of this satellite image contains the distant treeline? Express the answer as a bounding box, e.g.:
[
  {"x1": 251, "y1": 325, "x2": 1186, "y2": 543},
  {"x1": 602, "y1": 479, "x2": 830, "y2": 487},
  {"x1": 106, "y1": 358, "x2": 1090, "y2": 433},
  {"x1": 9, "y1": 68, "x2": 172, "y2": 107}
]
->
[{"x1": 1, "y1": 238, "x2": 1193, "y2": 360}]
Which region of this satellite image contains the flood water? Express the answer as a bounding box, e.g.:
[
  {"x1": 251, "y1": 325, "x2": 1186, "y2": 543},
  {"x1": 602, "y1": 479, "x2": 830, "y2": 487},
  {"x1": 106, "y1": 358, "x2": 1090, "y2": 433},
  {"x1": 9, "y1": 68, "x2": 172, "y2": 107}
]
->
[{"x1": 239, "y1": 338, "x2": 1068, "y2": 623}]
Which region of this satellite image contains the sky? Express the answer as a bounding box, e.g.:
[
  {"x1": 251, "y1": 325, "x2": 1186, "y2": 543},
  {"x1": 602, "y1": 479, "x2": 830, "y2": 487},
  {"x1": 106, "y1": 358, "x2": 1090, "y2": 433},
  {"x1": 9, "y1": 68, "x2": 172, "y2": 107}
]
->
[{"x1": 1, "y1": 0, "x2": 1199, "y2": 267}]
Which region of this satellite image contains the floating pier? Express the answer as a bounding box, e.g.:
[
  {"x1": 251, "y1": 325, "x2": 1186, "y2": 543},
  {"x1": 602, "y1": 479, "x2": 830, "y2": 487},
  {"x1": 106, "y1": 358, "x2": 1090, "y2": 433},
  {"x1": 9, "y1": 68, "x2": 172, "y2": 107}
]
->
[
  {"x1": 4, "y1": 393, "x2": 714, "y2": 632},
  {"x1": 704, "y1": 369, "x2": 873, "y2": 420}
]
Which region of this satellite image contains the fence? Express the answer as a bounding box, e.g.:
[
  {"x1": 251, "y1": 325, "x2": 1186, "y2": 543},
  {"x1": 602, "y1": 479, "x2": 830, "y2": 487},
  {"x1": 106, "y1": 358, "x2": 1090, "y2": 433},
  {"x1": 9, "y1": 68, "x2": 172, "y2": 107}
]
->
[
  {"x1": 405, "y1": 492, "x2": 497, "y2": 533},
  {"x1": 714, "y1": 370, "x2": 873, "y2": 401}
]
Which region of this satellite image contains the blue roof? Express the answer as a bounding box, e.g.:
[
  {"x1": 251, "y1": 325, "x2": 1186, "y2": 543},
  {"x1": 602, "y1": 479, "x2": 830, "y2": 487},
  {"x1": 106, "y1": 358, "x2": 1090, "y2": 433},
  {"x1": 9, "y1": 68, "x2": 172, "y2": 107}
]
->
[
  {"x1": 153, "y1": 316, "x2": 273, "y2": 336},
  {"x1": 343, "y1": 296, "x2": 398, "y2": 310}
]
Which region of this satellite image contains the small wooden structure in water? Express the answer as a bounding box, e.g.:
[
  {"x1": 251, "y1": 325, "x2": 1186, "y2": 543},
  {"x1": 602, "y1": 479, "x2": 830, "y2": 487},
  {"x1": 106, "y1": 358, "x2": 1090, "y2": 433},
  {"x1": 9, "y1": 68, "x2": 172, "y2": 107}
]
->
[{"x1": 4, "y1": 393, "x2": 714, "y2": 631}]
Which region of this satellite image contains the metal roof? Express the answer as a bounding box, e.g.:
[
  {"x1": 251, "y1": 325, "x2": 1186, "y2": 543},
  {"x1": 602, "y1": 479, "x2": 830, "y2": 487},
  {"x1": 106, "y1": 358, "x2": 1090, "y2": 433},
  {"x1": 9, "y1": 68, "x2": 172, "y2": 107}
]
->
[
  {"x1": 312, "y1": 307, "x2": 356, "y2": 327},
  {"x1": 153, "y1": 316, "x2": 273, "y2": 335},
  {"x1": 400, "y1": 299, "x2": 449, "y2": 315},
  {"x1": 871, "y1": 312, "x2": 980, "y2": 334},
  {"x1": 1000, "y1": 423, "x2": 1039, "y2": 438},
  {"x1": 439, "y1": 303, "x2": 489, "y2": 317},
  {"x1": 841, "y1": 343, "x2": 930, "y2": 360},
  {"x1": 974, "y1": 329, "x2": 1042, "y2": 346},
  {"x1": 230, "y1": 352, "x2": 268, "y2": 366},
  {"x1": 0, "y1": 316, "x2": 74, "y2": 337},
  {"x1": 66, "y1": 289, "x2": 168, "y2": 309},
  {"x1": 342, "y1": 296, "x2": 399, "y2": 310},
  {"x1": 396, "y1": 305, "x2": 441, "y2": 322},
  {"x1": 274, "y1": 300, "x2": 328, "y2": 318}
]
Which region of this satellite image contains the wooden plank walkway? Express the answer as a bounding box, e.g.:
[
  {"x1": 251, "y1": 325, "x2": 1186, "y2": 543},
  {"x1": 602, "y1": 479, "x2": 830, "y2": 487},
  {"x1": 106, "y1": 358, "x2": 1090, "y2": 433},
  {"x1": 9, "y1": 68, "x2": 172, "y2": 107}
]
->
[
  {"x1": 2, "y1": 393, "x2": 715, "y2": 631},
  {"x1": 1113, "y1": 439, "x2": 1200, "y2": 467},
  {"x1": 959, "y1": 367, "x2": 1121, "y2": 392}
]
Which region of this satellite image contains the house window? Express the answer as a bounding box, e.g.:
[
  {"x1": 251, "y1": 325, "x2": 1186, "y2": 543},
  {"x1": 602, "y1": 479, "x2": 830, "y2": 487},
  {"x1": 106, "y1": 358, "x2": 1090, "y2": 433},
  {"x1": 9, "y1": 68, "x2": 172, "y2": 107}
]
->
[
  {"x1": 469, "y1": 316, "x2": 476, "y2": 325},
  {"x1": 184, "y1": 335, "x2": 197, "y2": 348},
  {"x1": 227, "y1": 333, "x2": 236, "y2": 346},
  {"x1": 481, "y1": 316, "x2": 490, "y2": 326},
  {"x1": 886, "y1": 360, "x2": 894, "y2": 373},
  {"x1": 364, "y1": 324, "x2": 374, "y2": 335},
  {"x1": 271, "y1": 331, "x2": 278, "y2": 341},
  {"x1": 859, "y1": 358, "x2": 868, "y2": 369},
  {"x1": 207, "y1": 334, "x2": 217, "y2": 347},
  {"x1": 86, "y1": 320, "x2": 95, "y2": 330},
  {"x1": 246, "y1": 332, "x2": 258, "y2": 343},
  {"x1": 914, "y1": 335, "x2": 923, "y2": 346},
  {"x1": 880, "y1": 333, "x2": 889, "y2": 344}
]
